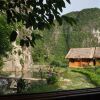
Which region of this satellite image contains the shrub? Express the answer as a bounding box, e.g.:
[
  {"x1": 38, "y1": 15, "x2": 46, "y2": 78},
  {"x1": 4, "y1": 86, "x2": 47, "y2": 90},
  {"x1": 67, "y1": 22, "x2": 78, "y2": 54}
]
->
[
  {"x1": 0, "y1": 57, "x2": 3, "y2": 70},
  {"x1": 50, "y1": 60, "x2": 60, "y2": 67},
  {"x1": 17, "y1": 78, "x2": 28, "y2": 93},
  {"x1": 46, "y1": 73, "x2": 58, "y2": 84},
  {"x1": 95, "y1": 67, "x2": 100, "y2": 74}
]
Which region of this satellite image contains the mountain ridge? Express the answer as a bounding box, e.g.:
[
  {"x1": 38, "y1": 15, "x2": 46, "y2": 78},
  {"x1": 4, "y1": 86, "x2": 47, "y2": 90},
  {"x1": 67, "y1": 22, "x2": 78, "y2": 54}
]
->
[{"x1": 32, "y1": 8, "x2": 100, "y2": 66}]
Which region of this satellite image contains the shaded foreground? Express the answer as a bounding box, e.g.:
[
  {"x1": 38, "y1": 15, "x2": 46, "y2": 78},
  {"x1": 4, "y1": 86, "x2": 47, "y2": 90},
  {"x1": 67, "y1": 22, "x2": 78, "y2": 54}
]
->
[{"x1": 0, "y1": 67, "x2": 97, "y2": 95}]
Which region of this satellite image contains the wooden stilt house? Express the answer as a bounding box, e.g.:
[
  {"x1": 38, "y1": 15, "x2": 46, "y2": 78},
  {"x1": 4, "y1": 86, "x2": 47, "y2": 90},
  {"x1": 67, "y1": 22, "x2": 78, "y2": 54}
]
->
[{"x1": 65, "y1": 47, "x2": 100, "y2": 68}]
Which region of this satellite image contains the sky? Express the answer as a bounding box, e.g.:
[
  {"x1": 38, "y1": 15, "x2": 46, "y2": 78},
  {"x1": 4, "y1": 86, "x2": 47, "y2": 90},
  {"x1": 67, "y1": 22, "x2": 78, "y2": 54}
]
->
[{"x1": 62, "y1": 0, "x2": 100, "y2": 15}]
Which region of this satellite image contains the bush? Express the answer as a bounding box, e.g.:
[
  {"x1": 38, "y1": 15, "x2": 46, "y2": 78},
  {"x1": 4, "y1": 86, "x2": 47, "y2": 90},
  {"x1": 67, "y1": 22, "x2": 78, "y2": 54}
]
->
[
  {"x1": 0, "y1": 57, "x2": 3, "y2": 70},
  {"x1": 17, "y1": 78, "x2": 28, "y2": 93},
  {"x1": 50, "y1": 60, "x2": 66, "y2": 67},
  {"x1": 95, "y1": 67, "x2": 100, "y2": 74},
  {"x1": 46, "y1": 73, "x2": 58, "y2": 84},
  {"x1": 50, "y1": 60, "x2": 60, "y2": 67}
]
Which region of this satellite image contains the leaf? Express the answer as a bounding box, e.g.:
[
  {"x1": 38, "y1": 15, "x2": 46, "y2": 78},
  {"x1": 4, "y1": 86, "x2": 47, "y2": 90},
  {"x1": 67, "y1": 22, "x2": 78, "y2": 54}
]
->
[
  {"x1": 55, "y1": 15, "x2": 62, "y2": 25},
  {"x1": 33, "y1": 23, "x2": 38, "y2": 30},
  {"x1": 39, "y1": 0, "x2": 43, "y2": 4},
  {"x1": 0, "y1": 0, "x2": 6, "y2": 9},
  {"x1": 10, "y1": 30, "x2": 18, "y2": 42},
  {"x1": 59, "y1": 0, "x2": 66, "y2": 8},
  {"x1": 66, "y1": 0, "x2": 71, "y2": 4},
  {"x1": 37, "y1": 22, "x2": 45, "y2": 30},
  {"x1": 58, "y1": 6, "x2": 63, "y2": 12},
  {"x1": 8, "y1": 2, "x2": 14, "y2": 8},
  {"x1": 16, "y1": 13, "x2": 22, "y2": 22},
  {"x1": 6, "y1": 9, "x2": 12, "y2": 17},
  {"x1": 47, "y1": 14, "x2": 54, "y2": 24},
  {"x1": 4, "y1": 0, "x2": 72, "y2": 29}
]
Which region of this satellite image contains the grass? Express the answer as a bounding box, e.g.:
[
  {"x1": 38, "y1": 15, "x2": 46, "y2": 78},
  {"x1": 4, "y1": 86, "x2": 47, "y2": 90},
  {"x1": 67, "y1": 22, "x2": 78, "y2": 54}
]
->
[
  {"x1": 71, "y1": 67, "x2": 100, "y2": 86},
  {"x1": 60, "y1": 68, "x2": 95, "y2": 90},
  {"x1": 25, "y1": 67, "x2": 95, "y2": 93},
  {"x1": 26, "y1": 83, "x2": 61, "y2": 93}
]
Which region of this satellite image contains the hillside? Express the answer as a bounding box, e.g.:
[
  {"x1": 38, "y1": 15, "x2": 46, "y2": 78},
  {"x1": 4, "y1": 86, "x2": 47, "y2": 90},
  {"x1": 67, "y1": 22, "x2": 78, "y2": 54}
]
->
[
  {"x1": 0, "y1": 8, "x2": 100, "y2": 68},
  {"x1": 32, "y1": 8, "x2": 100, "y2": 66}
]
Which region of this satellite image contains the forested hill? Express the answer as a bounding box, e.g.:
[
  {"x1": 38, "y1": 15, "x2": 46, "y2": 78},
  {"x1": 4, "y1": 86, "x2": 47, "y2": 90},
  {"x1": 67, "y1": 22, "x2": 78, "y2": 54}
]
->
[
  {"x1": 0, "y1": 8, "x2": 100, "y2": 67},
  {"x1": 62, "y1": 8, "x2": 100, "y2": 48},
  {"x1": 32, "y1": 8, "x2": 100, "y2": 65}
]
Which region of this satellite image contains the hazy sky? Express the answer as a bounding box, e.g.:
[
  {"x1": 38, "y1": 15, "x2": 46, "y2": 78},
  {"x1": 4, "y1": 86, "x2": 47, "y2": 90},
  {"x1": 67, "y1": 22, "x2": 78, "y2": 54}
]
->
[{"x1": 62, "y1": 0, "x2": 100, "y2": 15}]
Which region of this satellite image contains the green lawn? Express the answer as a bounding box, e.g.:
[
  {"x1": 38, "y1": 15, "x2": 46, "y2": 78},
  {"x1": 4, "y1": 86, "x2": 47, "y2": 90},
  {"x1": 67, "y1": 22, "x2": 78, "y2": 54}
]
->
[
  {"x1": 71, "y1": 67, "x2": 100, "y2": 86},
  {"x1": 58, "y1": 68, "x2": 95, "y2": 90}
]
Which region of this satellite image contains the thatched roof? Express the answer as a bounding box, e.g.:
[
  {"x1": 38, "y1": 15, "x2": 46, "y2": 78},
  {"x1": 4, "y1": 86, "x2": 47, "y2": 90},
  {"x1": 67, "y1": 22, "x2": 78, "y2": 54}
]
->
[{"x1": 65, "y1": 47, "x2": 95, "y2": 59}]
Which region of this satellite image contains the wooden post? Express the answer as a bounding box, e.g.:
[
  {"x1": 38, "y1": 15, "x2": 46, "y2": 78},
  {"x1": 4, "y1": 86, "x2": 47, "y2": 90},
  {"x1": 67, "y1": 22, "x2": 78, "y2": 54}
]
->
[{"x1": 80, "y1": 59, "x2": 82, "y2": 67}]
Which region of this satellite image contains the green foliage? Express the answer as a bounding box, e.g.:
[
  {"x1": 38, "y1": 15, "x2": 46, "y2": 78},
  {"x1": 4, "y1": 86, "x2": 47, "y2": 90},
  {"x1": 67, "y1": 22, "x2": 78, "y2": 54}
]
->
[
  {"x1": 32, "y1": 8, "x2": 100, "y2": 67},
  {"x1": 0, "y1": 57, "x2": 3, "y2": 66},
  {"x1": 17, "y1": 78, "x2": 28, "y2": 93},
  {"x1": 95, "y1": 67, "x2": 100, "y2": 74},
  {"x1": 10, "y1": 30, "x2": 18, "y2": 42},
  {"x1": 0, "y1": 14, "x2": 12, "y2": 56},
  {"x1": 27, "y1": 83, "x2": 59, "y2": 93},
  {"x1": 0, "y1": 14, "x2": 12, "y2": 71},
  {"x1": 72, "y1": 68, "x2": 100, "y2": 86},
  {"x1": 32, "y1": 37, "x2": 48, "y2": 64},
  {"x1": 0, "y1": 57, "x2": 3, "y2": 70},
  {"x1": 0, "y1": 0, "x2": 73, "y2": 30},
  {"x1": 31, "y1": 25, "x2": 68, "y2": 66},
  {"x1": 29, "y1": 32, "x2": 42, "y2": 47},
  {"x1": 46, "y1": 72, "x2": 58, "y2": 84},
  {"x1": 50, "y1": 60, "x2": 66, "y2": 67},
  {"x1": 50, "y1": 60, "x2": 61, "y2": 67}
]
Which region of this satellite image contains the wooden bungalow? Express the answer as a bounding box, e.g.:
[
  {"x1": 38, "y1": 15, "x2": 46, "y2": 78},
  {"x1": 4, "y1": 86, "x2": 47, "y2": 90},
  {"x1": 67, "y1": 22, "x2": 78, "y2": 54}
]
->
[{"x1": 65, "y1": 47, "x2": 100, "y2": 68}]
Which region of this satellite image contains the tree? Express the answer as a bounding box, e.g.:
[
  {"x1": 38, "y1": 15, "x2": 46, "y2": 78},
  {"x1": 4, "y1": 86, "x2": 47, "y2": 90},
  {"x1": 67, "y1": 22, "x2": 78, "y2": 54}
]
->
[
  {"x1": 0, "y1": 0, "x2": 76, "y2": 48},
  {"x1": 0, "y1": 0, "x2": 77, "y2": 48},
  {"x1": 0, "y1": 15, "x2": 12, "y2": 56},
  {"x1": 0, "y1": 0, "x2": 76, "y2": 30}
]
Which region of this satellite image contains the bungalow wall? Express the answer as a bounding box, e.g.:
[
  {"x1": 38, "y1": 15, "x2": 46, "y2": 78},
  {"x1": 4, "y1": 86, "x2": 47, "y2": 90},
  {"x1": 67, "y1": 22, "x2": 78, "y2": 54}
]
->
[{"x1": 69, "y1": 59, "x2": 93, "y2": 68}]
